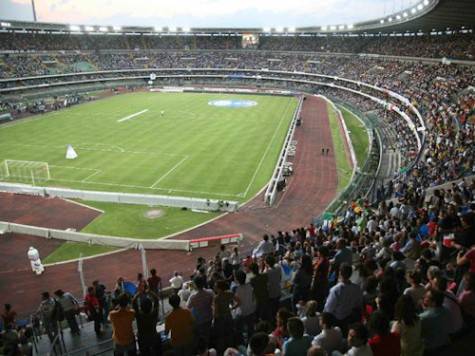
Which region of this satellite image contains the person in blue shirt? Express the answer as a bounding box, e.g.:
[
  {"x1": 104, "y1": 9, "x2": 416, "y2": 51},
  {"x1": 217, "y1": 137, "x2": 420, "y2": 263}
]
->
[{"x1": 283, "y1": 317, "x2": 313, "y2": 356}]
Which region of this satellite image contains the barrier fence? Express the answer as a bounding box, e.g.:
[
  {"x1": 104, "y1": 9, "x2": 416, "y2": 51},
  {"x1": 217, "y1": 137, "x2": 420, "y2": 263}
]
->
[{"x1": 0, "y1": 182, "x2": 239, "y2": 212}]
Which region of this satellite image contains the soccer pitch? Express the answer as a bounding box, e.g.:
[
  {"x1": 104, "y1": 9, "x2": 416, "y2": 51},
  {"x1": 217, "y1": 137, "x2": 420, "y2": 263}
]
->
[{"x1": 0, "y1": 92, "x2": 298, "y2": 201}]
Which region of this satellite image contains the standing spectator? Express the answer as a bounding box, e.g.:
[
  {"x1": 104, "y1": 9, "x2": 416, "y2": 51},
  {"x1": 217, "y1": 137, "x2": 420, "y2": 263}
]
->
[
  {"x1": 165, "y1": 294, "x2": 194, "y2": 356},
  {"x1": 136, "y1": 273, "x2": 148, "y2": 293},
  {"x1": 312, "y1": 312, "x2": 344, "y2": 355},
  {"x1": 265, "y1": 255, "x2": 282, "y2": 319},
  {"x1": 419, "y1": 289, "x2": 451, "y2": 353},
  {"x1": 311, "y1": 246, "x2": 330, "y2": 311},
  {"x1": 252, "y1": 235, "x2": 274, "y2": 258},
  {"x1": 84, "y1": 286, "x2": 102, "y2": 336},
  {"x1": 334, "y1": 322, "x2": 373, "y2": 356},
  {"x1": 403, "y1": 270, "x2": 425, "y2": 308},
  {"x1": 458, "y1": 272, "x2": 475, "y2": 325},
  {"x1": 233, "y1": 270, "x2": 256, "y2": 342},
  {"x1": 392, "y1": 295, "x2": 424, "y2": 356},
  {"x1": 213, "y1": 280, "x2": 238, "y2": 353},
  {"x1": 283, "y1": 317, "x2": 313, "y2": 356},
  {"x1": 301, "y1": 300, "x2": 321, "y2": 337},
  {"x1": 132, "y1": 290, "x2": 160, "y2": 356},
  {"x1": 187, "y1": 275, "x2": 214, "y2": 344},
  {"x1": 54, "y1": 289, "x2": 80, "y2": 335},
  {"x1": 217, "y1": 245, "x2": 230, "y2": 261},
  {"x1": 433, "y1": 275, "x2": 464, "y2": 335},
  {"x1": 230, "y1": 247, "x2": 240, "y2": 270},
  {"x1": 1, "y1": 304, "x2": 17, "y2": 329},
  {"x1": 368, "y1": 311, "x2": 401, "y2": 356},
  {"x1": 169, "y1": 272, "x2": 184, "y2": 294},
  {"x1": 250, "y1": 262, "x2": 270, "y2": 322},
  {"x1": 36, "y1": 292, "x2": 60, "y2": 343},
  {"x1": 93, "y1": 280, "x2": 107, "y2": 323},
  {"x1": 332, "y1": 239, "x2": 353, "y2": 271},
  {"x1": 109, "y1": 293, "x2": 136, "y2": 356},
  {"x1": 147, "y1": 268, "x2": 161, "y2": 295},
  {"x1": 324, "y1": 263, "x2": 363, "y2": 334},
  {"x1": 292, "y1": 255, "x2": 314, "y2": 308}
]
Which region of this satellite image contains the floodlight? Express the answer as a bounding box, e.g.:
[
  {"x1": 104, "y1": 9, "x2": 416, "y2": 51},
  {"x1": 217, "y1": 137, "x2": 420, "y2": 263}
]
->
[
  {"x1": 276, "y1": 27, "x2": 283, "y2": 33},
  {"x1": 154, "y1": 26, "x2": 161, "y2": 32},
  {"x1": 69, "y1": 25, "x2": 80, "y2": 31},
  {"x1": 330, "y1": 25, "x2": 336, "y2": 31},
  {"x1": 182, "y1": 27, "x2": 190, "y2": 32},
  {"x1": 84, "y1": 26, "x2": 94, "y2": 32},
  {"x1": 321, "y1": 25, "x2": 328, "y2": 31},
  {"x1": 423, "y1": 0, "x2": 429, "y2": 5},
  {"x1": 417, "y1": 4, "x2": 423, "y2": 10},
  {"x1": 113, "y1": 25, "x2": 121, "y2": 31},
  {"x1": 411, "y1": 8, "x2": 417, "y2": 14},
  {"x1": 380, "y1": 19, "x2": 385, "y2": 24},
  {"x1": 396, "y1": 15, "x2": 401, "y2": 20},
  {"x1": 347, "y1": 24, "x2": 354, "y2": 30},
  {"x1": 403, "y1": 12, "x2": 408, "y2": 18},
  {"x1": 99, "y1": 26, "x2": 108, "y2": 32},
  {"x1": 388, "y1": 17, "x2": 393, "y2": 22},
  {"x1": 168, "y1": 26, "x2": 176, "y2": 32},
  {"x1": 1, "y1": 22, "x2": 11, "y2": 27},
  {"x1": 338, "y1": 25, "x2": 345, "y2": 31},
  {"x1": 288, "y1": 27, "x2": 296, "y2": 33}
]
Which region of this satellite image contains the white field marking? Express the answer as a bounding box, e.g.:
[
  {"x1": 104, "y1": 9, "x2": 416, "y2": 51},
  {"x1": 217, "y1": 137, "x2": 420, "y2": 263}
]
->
[
  {"x1": 150, "y1": 156, "x2": 189, "y2": 188},
  {"x1": 5, "y1": 142, "x2": 182, "y2": 157},
  {"x1": 81, "y1": 169, "x2": 102, "y2": 182},
  {"x1": 117, "y1": 109, "x2": 149, "y2": 123},
  {"x1": 49, "y1": 176, "x2": 240, "y2": 197},
  {"x1": 242, "y1": 99, "x2": 294, "y2": 197}
]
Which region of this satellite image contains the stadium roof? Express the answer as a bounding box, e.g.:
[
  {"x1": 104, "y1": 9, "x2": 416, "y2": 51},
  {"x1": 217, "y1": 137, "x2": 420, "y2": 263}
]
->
[{"x1": 0, "y1": 0, "x2": 473, "y2": 35}]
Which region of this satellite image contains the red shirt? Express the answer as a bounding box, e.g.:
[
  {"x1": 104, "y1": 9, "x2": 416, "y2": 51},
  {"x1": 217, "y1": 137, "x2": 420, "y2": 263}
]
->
[
  {"x1": 369, "y1": 333, "x2": 401, "y2": 356},
  {"x1": 465, "y1": 249, "x2": 475, "y2": 273},
  {"x1": 84, "y1": 294, "x2": 100, "y2": 313}
]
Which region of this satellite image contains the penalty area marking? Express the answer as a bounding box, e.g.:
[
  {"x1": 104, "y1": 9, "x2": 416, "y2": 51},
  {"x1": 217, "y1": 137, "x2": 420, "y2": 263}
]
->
[
  {"x1": 117, "y1": 109, "x2": 149, "y2": 123},
  {"x1": 150, "y1": 156, "x2": 189, "y2": 188}
]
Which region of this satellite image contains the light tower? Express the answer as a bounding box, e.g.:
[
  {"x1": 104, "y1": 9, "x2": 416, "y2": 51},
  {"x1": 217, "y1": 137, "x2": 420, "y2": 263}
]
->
[{"x1": 31, "y1": 0, "x2": 37, "y2": 22}]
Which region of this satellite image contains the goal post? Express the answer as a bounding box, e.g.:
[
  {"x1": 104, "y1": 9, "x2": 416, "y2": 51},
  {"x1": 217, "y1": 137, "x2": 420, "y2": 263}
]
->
[{"x1": 0, "y1": 160, "x2": 50, "y2": 184}]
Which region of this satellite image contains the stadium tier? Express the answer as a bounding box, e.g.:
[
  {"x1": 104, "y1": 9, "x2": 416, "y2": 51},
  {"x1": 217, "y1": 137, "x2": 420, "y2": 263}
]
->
[{"x1": 0, "y1": 0, "x2": 474, "y2": 355}]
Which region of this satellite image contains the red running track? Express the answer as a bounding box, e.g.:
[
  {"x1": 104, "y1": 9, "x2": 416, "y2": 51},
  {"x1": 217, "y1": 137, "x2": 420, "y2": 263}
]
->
[{"x1": 0, "y1": 96, "x2": 337, "y2": 317}]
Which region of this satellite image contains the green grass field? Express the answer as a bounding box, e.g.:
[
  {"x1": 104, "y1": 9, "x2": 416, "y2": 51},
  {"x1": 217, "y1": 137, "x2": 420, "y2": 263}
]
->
[
  {"x1": 339, "y1": 107, "x2": 369, "y2": 167},
  {"x1": 0, "y1": 92, "x2": 298, "y2": 201},
  {"x1": 327, "y1": 103, "x2": 353, "y2": 191}
]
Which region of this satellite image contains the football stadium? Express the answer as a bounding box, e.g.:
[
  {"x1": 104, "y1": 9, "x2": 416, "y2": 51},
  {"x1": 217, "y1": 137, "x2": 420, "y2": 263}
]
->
[{"x1": 0, "y1": 0, "x2": 474, "y2": 354}]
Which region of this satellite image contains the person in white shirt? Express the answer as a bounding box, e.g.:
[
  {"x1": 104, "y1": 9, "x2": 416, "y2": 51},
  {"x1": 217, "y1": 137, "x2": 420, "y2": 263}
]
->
[
  {"x1": 300, "y1": 300, "x2": 321, "y2": 337},
  {"x1": 233, "y1": 270, "x2": 256, "y2": 342},
  {"x1": 334, "y1": 323, "x2": 373, "y2": 356},
  {"x1": 169, "y1": 272, "x2": 183, "y2": 293},
  {"x1": 312, "y1": 312, "x2": 344, "y2": 355},
  {"x1": 252, "y1": 235, "x2": 274, "y2": 258}
]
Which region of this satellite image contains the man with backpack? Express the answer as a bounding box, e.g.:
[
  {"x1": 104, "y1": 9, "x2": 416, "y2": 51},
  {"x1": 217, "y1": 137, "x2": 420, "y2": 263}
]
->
[
  {"x1": 37, "y1": 292, "x2": 62, "y2": 343},
  {"x1": 54, "y1": 289, "x2": 80, "y2": 335}
]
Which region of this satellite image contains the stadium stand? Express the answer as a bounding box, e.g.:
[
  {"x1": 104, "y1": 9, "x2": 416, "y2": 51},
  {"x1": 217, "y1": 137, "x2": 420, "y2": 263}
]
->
[{"x1": 0, "y1": 0, "x2": 475, "y2": 354}]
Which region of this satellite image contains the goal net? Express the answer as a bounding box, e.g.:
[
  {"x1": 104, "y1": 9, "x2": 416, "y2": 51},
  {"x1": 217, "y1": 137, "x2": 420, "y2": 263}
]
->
[{"x1": 0, "y1": 160, "x2": 50, "y2": 185}]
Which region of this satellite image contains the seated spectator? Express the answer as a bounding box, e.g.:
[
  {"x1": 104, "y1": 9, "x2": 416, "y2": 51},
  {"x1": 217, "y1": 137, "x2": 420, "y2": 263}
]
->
[
  {"x1": 300, "y1": 300, "x2": 321, "y2": 337},
  {"x1": 419, "y1": 289, "x2": 451, "y2": 353},
  {"x1": 368, "y1": 311, "x2": 401, "y2": 356},
  {"x1": 165, "y1": 294, "x2": 194, "y2": 356},
  {"x1": 312, "y1": 312, "x2": 344, "y2": 355},
  {"x1": 392, "y1": 295, "x2": 424, "y2": 356},
  {"x1": 249, "y1": 332, "x2": 271, "y2": 356},
  {"x1": 307, "y1": 345, "x2": 328, "y2": 356},
  {"x1": 283, "y1": 317, "x2": 313, "y2": 356},
  {"x1": 109, "y1": 293, "x2": 136, "y2": 356},
  {"x1": 272, "y1": 307, "x2": 293, "y2": 348}
]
